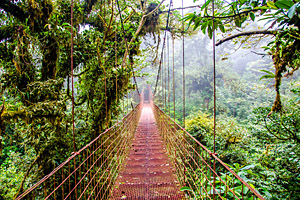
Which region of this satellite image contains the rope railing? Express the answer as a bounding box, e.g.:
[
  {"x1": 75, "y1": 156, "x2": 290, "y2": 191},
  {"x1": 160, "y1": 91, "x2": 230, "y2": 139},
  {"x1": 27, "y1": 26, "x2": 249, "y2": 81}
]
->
[
  {"x1": 16, "y1": 103, "x2": 143, "y2": 200},
  {"x1": 150, "y1": 100, "x2": 265, "y2": 200}
]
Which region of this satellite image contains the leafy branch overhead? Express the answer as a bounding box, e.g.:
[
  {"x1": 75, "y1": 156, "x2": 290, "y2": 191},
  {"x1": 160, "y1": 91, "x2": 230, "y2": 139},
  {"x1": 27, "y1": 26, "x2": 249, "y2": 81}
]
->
[{"x1": 184, "y1": 0, "x2": 300, "y2": 113}]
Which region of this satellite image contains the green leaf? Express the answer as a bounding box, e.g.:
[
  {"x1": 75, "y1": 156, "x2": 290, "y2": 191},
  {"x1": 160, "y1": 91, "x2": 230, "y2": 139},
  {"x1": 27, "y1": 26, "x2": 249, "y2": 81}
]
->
[
  {"x1": 267, "y1": 1, "x2": 277, "y2": 9},
  {"x1": 207, "y1": 25, "x2": 213, "y2": 39},
  {"x1": 61, "y1": 22, "x2": 70, "y2": 26},
  {"x1": 260, "y1": 75, "x2": 275, "y2": 81},
  {"x1": 275, "y1": 0, "x2": 293, "y2": 9},
  {"x1": 180, "y1": 186, "x2": 193, "y2": 192},
  {"x1": 248, "y1": 183, "x2": 256, "y2": 190},
  {"x1": 234, "y1": 18, "x2": 242, "y2": 27},
  {"x1": 288, "y1": 3, "x2": 298, "y2": 18},
  {"x1": 193, "y1": 18, "x2": 202, "y2": 30},
  {"x1": 183, "y1": 13, "x2": 196, "y2": 21},
  {"x1": 201, "y1": 22, "x2": 208, "y2": 34},
  {"x1": 250, "y1": 12, "x2": 255, "y2": 21},
  {"x1": 201, "y1": 0, "x2": 212, "y2": 10},
  {"x1": 260, "y1": 69, "x2": 275, "y2": 75},
  {"x1": 255, "y1": 6, "x2": 270, "y2": 10},
  {"x1": 219, "y1": 24, "x2": 225, "y2": 33}
]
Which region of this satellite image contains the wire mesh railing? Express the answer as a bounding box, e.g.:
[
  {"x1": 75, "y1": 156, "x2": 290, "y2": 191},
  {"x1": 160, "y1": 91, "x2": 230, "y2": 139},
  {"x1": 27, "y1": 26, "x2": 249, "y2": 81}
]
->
[
  {"x1": 16, "y1": 103, "x2": 142, "y2": 200},
  {"x1": 151, "y1": 102, "x2": 265, "y2": 200}
]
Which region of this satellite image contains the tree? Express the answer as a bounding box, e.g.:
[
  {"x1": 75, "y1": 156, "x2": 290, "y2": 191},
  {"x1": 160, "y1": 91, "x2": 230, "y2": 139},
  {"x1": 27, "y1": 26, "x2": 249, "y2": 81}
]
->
[
  {"x1": 184, "y1": 0, "x2": 300, "y2": 113},
  {"x1": 0, "y1": 0, "x2": 166, "y2": 197}
]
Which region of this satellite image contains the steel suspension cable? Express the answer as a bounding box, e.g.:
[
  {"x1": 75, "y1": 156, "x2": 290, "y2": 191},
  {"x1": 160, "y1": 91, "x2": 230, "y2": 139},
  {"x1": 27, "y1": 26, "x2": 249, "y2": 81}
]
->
[
  {"x1": 171, "y1": 2, "x2": 175, "y2": 124},
  {"x1": 161, "y1": 50, "x2": 164, "y2": 106},
  {"x1": 212, "y1": 0, "x2": 216, "y2": 156},
  {"x1": 104, "y1": 50, "x2": 108, "y2": 129},
  {"x1": 103, "y1": 0, "x2": 108, "y2": 129},
  {"x1": 164, "y1": 39, "x2": 167, "y2": 112},
  {"x1": 115, "y1": 1, "x2": 118, "y2": 122},
  {"x1": 167, "y1": 35, "x2": 170, "y2": 116},
  {"x1": 116, "y1": 0, "x2": 140, "y2": 96},
  {"x1": 70, "y1": 0, "x2": 75, "y2": 154},
  {"x1": 70, "y1": 0, "x2": 77, "y2": 199},
  {"x1": 154, "y1": 0, "x2": 173, "y2": 96},
  {"x1": 182, "y1": 0, "x2": 185, "y2": 128},
  {"x1": 212, "y1": 0, "x2": 217, "y2": 199},
  {"x1": 181, "y1": 1, "x2": 187, "y2": 186}
]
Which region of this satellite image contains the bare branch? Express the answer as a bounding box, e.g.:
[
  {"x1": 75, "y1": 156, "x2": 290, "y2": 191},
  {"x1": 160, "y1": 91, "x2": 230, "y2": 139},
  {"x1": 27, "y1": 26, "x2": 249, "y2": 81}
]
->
[
  {"x1": 216, "y1": 30, "x2": 277, "y2": 46},
  {"x1": 145, "y1": 0, "x2": 165, "y2": 17},
  {"x1": 202, "y1": 9, "x2": 261, "y2": 19},
  {"x1": 14, "y1": 154, "x2": 40, "y2": 198},
  {"x1": 283, "y1": 66, "x2": 300, "y2": 78},
  {"x1": 122, "y1": 0, "x2": 165, "y2": 66},
  {"x1": 264, "y1": 119, "x2": 291, "y2": 141},
  {"x1": 251, "y1": 51, "x2": 269, "y2": 56}
]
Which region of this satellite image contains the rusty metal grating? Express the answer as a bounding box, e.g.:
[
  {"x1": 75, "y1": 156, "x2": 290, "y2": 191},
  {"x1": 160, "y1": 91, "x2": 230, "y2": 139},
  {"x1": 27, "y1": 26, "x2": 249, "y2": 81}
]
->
[{"x1": 111, "y1": 104, "x2": 183, "y2": 199}]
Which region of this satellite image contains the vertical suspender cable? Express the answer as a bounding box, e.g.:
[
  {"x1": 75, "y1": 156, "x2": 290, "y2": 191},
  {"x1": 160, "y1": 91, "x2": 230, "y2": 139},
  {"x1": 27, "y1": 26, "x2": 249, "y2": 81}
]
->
[
  {"x1": 104, "y1": 58, "x2": 108, "y2": 128},
  {"x1": 161, "y1": 42, "x2": 164, "y2": 135},
  {"x1": 212, "y1": 0, "x2": 217, "y2": 199},
  {"x1": 127, "y1": 65, "x2": 129, "y2": 113},
  {"x1": 154, "y1": 0, "x2": 172, "y2": 95},
  {"x1": 164, "y1": 41, "x2": 167, "y2": 113},
  {"x1": 104, "y1": 1, "x2": 108, "y2": 129},
  {"x1": 167, "y1": 35, "x2": 170, "y2": 116},
  {"x1": 212, "y1": 0, "x2": 216, "y2": 157},
  {"x1": 171, "y1": 3, "x2": 175, "y2": 124},
  {"x1": 115, "y1": 2, "x2": 118, "y2": 122},
  {"x1": 182, "y1": 0, "x2": 185, "y2": 128},
  {"x1": 71, "y1": 0, "x2": 75, "y2": 154},
  {"x1": 116, "y1": 0, "x2": 140, "y2": 96},
  {"x1": 161, "y1": 47, "x2": 164, "y2": 107},
  {"x1": 70, "y1": 0, "x2": 77, "y2": 199},
  {"x1": 181, "y1": 0, "x2": 187, "y2": 185}
]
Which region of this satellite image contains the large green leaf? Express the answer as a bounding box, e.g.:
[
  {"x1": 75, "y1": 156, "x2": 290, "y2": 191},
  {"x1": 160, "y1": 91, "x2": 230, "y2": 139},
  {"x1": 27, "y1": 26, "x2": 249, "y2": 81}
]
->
[{"x1": 275, "y1": 0, "x2": 293, "y2": 9}]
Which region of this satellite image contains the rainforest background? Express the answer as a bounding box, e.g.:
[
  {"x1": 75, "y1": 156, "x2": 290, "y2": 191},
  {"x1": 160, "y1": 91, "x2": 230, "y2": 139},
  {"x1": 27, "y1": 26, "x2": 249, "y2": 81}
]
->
[{"x1": 0, "y1": 0, "x2": 300, "y2": 199}]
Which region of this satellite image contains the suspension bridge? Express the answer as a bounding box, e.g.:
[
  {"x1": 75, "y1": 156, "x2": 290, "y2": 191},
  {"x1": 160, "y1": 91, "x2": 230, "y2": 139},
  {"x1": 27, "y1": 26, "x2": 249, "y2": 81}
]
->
[
  {"x1": 13, "y1": 0, "x2": 266, "y2": 199},
  {"x1": 15, "y1": 90, "x2": 265, "y2": 200}
]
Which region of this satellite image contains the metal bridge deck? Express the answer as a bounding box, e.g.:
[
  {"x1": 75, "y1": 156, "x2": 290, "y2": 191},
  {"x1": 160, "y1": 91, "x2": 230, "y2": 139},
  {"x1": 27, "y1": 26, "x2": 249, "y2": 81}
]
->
[{"x1": 111, "y1": 104, "x2": 183, "y2": 199}]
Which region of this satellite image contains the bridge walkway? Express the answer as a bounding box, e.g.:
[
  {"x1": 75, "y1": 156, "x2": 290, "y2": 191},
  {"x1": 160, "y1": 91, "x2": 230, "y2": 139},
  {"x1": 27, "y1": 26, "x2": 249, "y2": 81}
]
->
[{"x1": 111, "y1": 104, "x2": 183, "y2": 199}]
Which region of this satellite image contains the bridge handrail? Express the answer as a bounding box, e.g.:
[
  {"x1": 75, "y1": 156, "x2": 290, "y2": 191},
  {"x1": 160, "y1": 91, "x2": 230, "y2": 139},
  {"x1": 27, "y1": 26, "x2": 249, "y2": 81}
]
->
[
  {"x1": 16, "y1": 103, "x2": 142, "y2": 199},
  {"x1": 152, "y1": 102, "x2": 265, "y2": 200}
]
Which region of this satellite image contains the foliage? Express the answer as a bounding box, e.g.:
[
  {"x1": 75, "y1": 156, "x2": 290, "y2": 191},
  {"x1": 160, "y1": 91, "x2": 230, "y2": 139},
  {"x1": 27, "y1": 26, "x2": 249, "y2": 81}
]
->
[
  {"x1": 186, "y1": 111, "x2": 213, "y2": 145},
  {"x1": 184, "y1": 0, "x2": 300, "y2": 112},
  {"x1": 0, "y1": 148, "x2": 35, "y2": 199},
  {"x1": 184, "y1": 80, "x2": 300, "y2": 199},
  {"x1": 150, "y1": 1, "x2": 300, "y2": 199},
  {"x1": 0, "y1": 0, "x2": 166, "y2": 197},
  {"x1": 181, "y1": 163, "x2": 259, "y2": 199}
]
